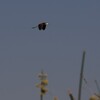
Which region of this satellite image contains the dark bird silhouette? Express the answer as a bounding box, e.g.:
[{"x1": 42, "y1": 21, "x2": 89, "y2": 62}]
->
[{"x1": 32, "y1": 22, "x2": 48, "y2": 30}]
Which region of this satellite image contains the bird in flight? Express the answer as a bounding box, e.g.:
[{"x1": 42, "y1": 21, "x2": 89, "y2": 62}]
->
[{"x1": 32, "y1": 22, "x2": 48, "y2": 30}]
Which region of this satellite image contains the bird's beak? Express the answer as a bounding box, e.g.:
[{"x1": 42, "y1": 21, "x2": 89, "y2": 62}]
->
[{"x1": 46, "y1": 23, "x2": 48, "y2": 25}]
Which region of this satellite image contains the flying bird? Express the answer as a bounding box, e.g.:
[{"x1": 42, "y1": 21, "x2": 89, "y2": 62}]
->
[{"x1": 32, "y1": 22, "x2": 48, "y2": 30}]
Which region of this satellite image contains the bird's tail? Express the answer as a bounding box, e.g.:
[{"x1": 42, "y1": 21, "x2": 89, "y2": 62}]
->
[{"x1": 32, "y1": 26, "x2": 38, "y2": 29}]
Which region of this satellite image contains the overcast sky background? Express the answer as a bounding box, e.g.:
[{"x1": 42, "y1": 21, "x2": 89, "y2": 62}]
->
[{"x1": 0, "y1": 0, "x2": 100, "y2": 100}]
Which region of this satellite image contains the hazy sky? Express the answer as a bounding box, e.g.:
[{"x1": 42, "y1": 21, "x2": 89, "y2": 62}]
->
[{"x1": 0, "y1": 0, "x2": 100, "y2": 100}]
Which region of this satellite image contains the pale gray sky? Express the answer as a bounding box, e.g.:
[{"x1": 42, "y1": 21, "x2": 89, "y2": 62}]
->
[{"x1": 0, "y1": 0, "x2": 100, "y2": 100}]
